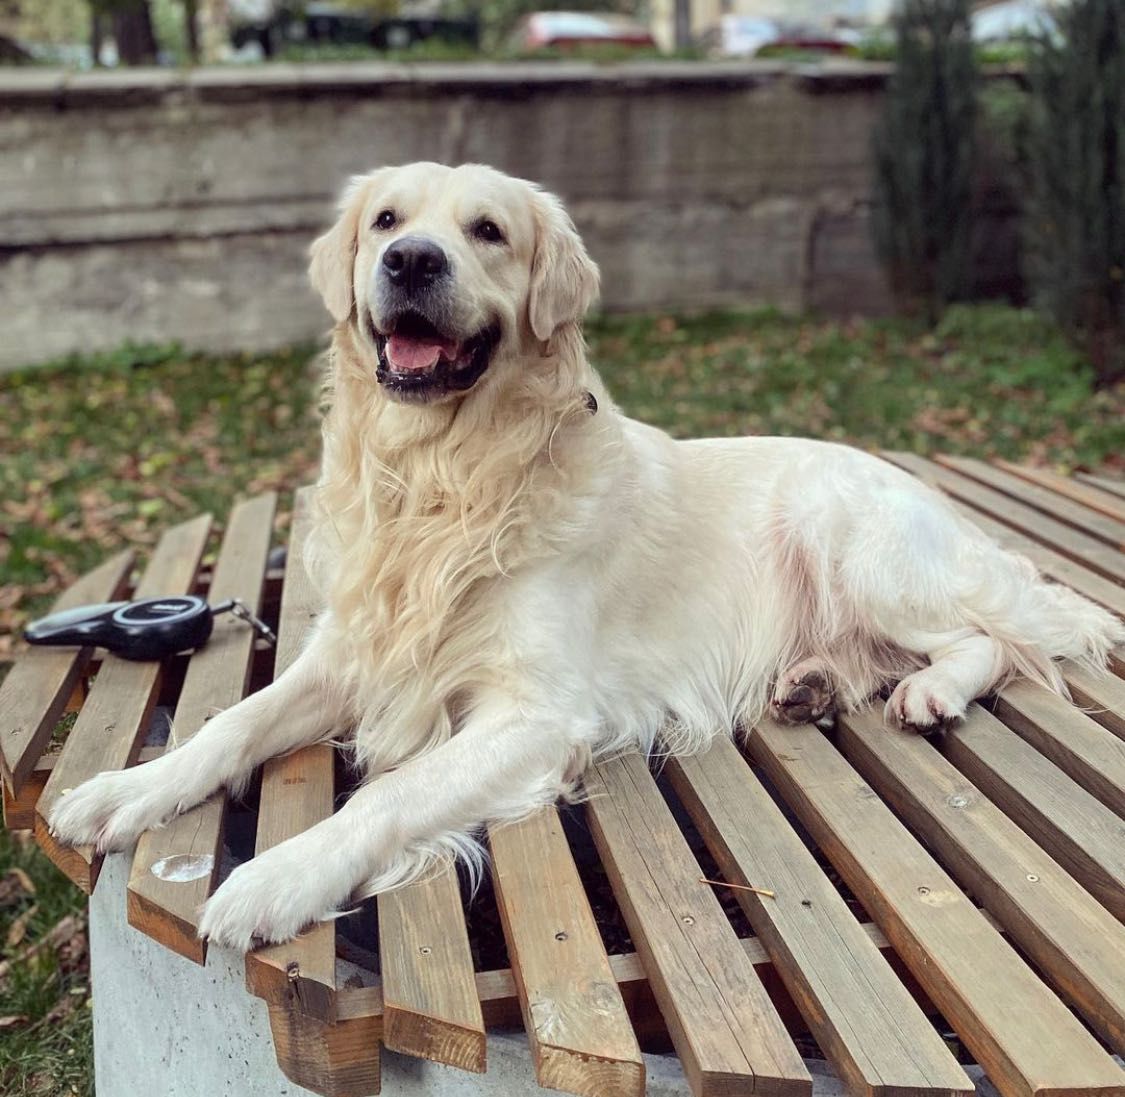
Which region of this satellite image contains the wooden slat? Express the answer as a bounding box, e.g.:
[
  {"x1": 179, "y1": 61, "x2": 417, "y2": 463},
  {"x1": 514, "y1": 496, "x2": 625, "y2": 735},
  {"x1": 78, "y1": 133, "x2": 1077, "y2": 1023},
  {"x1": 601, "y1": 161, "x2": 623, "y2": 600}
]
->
[
  {"x1": 378, "y1": 866, "x2": 486, "y2": 1073},
  {"x1": 245, "y1": 488, "x2": 338, "y2": 1023},
  {"x1": 33, "y1": 516, "x2": 212, "y2": 893},
  {"x1": 128, "y1": 493, "x2": 277, "y2": 964},
  {"x1": 1077, "y1": 472, "x2": 1125, "y2": 503},
  {"x1": 937, "y1": 456, "x2": 1125, "y2": 549},
  {"x1": 0, "y1": 550, "x2": 134, "y2": 793},
  {"x1": 748, "y1": 717, "x2": 1125, "y2": 1097},
  {"x1": 667, "y1": 738, "x2": 973, "y2": 1097},
  {"x1": 1065, "y1": 663, "x2": 1125, "y2": 742},
  {"x1": 3, "y1": 767, "x2": 46, "y2": 831},
  {"x1": 489, "y1": 807, "x2": 644, "y2": 1097},
  {"x1": 586, "y1": 753, "x2": 811, "y2": 1097},
  {"x1": 994, "y1": 461, "x2": 1125, "y2": 524},
  {"x1": 3, "y1": 745, "x2": 162, "y2": 831},
  {"x1": 838, "y1": 706, "x2": 1125, "y2": 1056},
  {"x1": 992, "y1": 679, "x2": 1125, "y2": 818},
  {"x1": 267, "y1": 1003, "x2": 381, "y2": 1097},
  {"x1": 940, "y1": 706, "x2": 1125, "y2": 922},
  {"x1": 885, "y1": 452, "x2": 1125, "y2": 618},
  {"x1": 885, "y1": 452, "x2": 1125, "y2": 584}
]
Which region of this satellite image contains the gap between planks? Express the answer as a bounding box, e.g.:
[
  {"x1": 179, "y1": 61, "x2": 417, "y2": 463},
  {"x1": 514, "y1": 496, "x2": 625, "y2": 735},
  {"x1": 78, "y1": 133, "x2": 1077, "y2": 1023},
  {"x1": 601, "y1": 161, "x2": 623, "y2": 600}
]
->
[{"x1": 127, "y1": 492, "x2": 277, "y2": 965}]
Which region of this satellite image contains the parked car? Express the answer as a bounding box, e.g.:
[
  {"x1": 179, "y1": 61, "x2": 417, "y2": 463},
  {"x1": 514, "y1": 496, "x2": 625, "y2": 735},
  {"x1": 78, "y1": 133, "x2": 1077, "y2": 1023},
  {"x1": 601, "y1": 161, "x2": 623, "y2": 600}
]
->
[
  {"x1": 228, "y1": 0, "x2": 479, "y2": 56},
  {"x1": 509, "y1": 11, "x2": 657, "y2": 52},
  {"x1": 701, "y1": 16, "x2": 858, "y2": 59}
]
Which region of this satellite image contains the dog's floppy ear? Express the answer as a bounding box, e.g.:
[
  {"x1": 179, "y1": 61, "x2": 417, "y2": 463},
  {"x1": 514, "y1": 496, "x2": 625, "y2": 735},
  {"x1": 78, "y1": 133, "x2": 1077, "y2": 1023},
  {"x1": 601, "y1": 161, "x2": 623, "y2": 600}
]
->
[
  {"x1": 528, "y1": 189, "x2": 600, "y2": 343},
  {"x1": 308, "y1": 174, "x2": 376, "y2": 323}
]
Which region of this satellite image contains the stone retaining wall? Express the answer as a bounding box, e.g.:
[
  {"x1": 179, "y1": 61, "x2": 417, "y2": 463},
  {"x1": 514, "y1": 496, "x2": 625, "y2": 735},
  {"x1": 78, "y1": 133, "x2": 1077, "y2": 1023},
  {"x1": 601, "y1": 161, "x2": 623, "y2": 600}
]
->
[{"x1": 1, "y1": 61, "x2": 916, "y2": 369}]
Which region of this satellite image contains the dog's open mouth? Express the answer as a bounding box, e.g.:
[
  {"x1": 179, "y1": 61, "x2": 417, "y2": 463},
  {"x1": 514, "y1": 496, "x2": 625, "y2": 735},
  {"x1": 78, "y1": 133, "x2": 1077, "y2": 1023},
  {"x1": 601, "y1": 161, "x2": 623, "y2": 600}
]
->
[{"x1": 372, "y1": 311, "x2": 499, "y2": 401}]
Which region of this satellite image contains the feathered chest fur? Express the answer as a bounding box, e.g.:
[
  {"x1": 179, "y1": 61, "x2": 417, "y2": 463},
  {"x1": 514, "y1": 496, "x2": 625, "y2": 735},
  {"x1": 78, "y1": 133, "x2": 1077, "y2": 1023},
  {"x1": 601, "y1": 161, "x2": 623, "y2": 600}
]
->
[{"x1": 303, "y1": 328, "x2": 607, "y2": 775}]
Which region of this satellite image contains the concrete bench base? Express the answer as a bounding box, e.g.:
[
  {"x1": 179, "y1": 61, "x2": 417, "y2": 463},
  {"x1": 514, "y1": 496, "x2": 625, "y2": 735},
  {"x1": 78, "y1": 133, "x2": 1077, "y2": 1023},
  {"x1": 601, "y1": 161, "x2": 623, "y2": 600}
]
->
[{"x1": 91, "y1": 849, "x2": 1007, "y2": 1097}]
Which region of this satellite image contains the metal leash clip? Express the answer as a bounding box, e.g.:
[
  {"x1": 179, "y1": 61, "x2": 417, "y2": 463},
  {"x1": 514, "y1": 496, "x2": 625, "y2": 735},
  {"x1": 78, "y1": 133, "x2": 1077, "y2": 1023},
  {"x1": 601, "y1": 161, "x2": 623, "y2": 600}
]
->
[{"x1": 212, "y1": 598, "x2": 278, "y2": 647}]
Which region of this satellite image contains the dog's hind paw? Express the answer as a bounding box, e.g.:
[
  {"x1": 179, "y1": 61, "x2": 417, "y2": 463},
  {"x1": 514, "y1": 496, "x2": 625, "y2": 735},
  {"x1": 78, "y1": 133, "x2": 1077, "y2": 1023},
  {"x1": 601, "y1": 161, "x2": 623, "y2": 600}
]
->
[
  {"x1": 772, "y1": 661, "x2": 835, "y2": 726},
  {"x1": 884, "y1": 672, "x2": 966, "y2": 734}
]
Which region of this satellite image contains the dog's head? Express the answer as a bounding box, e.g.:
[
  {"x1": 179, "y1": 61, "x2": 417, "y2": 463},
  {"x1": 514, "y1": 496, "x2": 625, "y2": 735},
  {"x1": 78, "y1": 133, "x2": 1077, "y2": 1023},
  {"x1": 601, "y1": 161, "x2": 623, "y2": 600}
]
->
[{"x1": 308, "y1": 162, "x2": 600, "y2": 405}]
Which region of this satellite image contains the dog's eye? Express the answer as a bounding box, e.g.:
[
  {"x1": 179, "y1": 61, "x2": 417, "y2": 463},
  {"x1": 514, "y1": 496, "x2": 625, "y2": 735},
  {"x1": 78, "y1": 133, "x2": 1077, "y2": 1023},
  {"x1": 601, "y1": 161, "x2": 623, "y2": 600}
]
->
[
  {"x1": 374, "y1": 209, "x2": 397, "y2": 231},
  {"x1": 471, "y1": 219, "x2": 505, "y2": 245}
]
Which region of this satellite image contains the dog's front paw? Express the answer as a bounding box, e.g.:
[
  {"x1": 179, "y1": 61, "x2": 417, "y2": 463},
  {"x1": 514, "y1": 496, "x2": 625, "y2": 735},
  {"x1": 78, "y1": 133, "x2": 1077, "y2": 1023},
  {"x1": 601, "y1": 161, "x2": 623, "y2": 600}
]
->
[
  {"x1": 884, "y1": 673, "x2": 966, "y2": 733},
  {"x1": 47, "y1": 767, "x2": 176, "y2": 853},
  {"x1": 198, "y1": 841, "x2": 349, "y2": 952}
]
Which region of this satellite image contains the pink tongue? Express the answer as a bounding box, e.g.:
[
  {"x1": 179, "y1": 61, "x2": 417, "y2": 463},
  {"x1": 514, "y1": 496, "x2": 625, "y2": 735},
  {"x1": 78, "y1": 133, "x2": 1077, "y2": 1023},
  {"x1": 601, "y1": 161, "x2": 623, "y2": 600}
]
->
[{"x1": 387, "y1": 334, "x2": 446, "y2": 373}]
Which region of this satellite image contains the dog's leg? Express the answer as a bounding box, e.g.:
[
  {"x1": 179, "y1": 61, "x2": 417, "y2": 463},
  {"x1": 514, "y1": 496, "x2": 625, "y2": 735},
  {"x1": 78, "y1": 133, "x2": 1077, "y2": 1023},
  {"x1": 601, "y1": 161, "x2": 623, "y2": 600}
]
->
[
  {"x1": 771, "y1": 657, "x2": 835, "y2": 725},
  {"x1": 884, "y1": 632, "x2": 1003, "y2": 733},
  {"x1": 198, "y1": 693, "x2": 585, "y2": 950},
  {"x1": 48, "y1": 637, "x2": 347, "y2": 852}
]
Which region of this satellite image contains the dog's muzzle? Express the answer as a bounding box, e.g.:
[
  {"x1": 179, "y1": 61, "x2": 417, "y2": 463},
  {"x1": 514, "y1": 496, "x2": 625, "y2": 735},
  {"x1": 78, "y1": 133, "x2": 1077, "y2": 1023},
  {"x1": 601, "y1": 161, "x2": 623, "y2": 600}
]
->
[{"x1": 368, "y1": 235, "x2": 501, "y2": 403}]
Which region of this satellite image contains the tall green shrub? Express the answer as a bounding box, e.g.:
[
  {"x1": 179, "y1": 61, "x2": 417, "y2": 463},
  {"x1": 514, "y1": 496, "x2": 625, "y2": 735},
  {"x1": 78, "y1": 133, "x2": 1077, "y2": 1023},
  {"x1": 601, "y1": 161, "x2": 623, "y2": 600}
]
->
[
  {"x1": 1026, "y1": 0, "x2": 1125, "y2": 386},
  {"x1": 872, "y1": 0, "x2": 978, "y2": 320}
]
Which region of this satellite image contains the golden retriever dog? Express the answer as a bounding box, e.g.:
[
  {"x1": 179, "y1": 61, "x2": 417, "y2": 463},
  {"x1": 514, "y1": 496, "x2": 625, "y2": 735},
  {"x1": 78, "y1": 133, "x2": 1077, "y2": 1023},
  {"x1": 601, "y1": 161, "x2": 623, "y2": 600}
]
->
[{"x1": 49, "y1": 162, "x2": 1123, "y2": 950}]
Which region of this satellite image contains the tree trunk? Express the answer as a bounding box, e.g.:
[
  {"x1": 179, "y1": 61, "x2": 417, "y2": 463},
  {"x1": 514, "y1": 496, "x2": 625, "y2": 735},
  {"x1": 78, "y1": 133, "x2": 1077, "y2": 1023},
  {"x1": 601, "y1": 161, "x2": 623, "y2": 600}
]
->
[
  {"x1": 183, "y1": 0, "x2": 200, "y2": 62},
  {"x1": 90, "y1": 9, "x2": 105, "y2": 65},
  {"x1": 111, "y1": 0, "x2": 159, "y2": 65}
]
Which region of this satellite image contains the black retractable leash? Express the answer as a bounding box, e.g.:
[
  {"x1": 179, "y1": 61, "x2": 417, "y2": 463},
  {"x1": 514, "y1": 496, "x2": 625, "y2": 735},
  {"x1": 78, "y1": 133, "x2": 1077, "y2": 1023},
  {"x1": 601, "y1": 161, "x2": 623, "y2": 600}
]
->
[{"x1": 25, "y1": 595, "x2": 276, "y2": 661}]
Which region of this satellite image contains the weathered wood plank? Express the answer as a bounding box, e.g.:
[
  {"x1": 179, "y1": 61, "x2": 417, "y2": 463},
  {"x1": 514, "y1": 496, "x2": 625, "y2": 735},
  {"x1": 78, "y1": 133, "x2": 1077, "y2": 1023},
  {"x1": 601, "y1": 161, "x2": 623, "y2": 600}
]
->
[
  {"x1": 994, "y1": 461, "x2": 1125, "y2": 525},
  {"x1": 748, "y1": 717, "x2": 1125, "y2": 1097},
  {"x1": 586, "y1": 753, "x2": 811, "y2": 1097},
  {"x1": 940, "y1": 706, "x2": 1125, "y2": 922},
  {"x1": 3, "y1": 745, "x2": 162, "y2": 831},
  {"x1": 992, "y1": 679, "x2": 1125, "y2": 818},
  {"x1": 885, "y1": 452, "x2": 1125, "y2": 584},
  {"x1": 667, "y1": 738, "x2": 973, "y2": 1097},
  {"x1": 937, "y1": 456, "x2": 1125, "y2": 549},
  {"x1": 267, "y1": 1002, "x2": 381, "y2": 1097},
  {"x1": 489, "y1": 807, "x2": 644, "y2": 1097},
  {"x1": 128, "y1": 493, "x2": 277, "y2": 964},
  {"x1": 1076, "y1": 473, "x2": 1125, "y2": 504},
  {"x1": 838, "y1": 706, "x2": 1125, "y2": 1056},
  {"x1": 379, "y1": 866, "x2": 485, "y2": 1072},
  {"x1": 245, "y1": 488, "x2": 337, "y2": 1023},
  {"x1": 0, "y1": 550, "x2": 134, "y2": 793},
  {"x1": 1064, "y1": 663, "x2": 1125, "y2": 742},
  {"x1": 885, "y1": 453, "x2": 1125, "y2": 619},
  {"x1": 33, "y1": 516, "x2": 212, "y2": 893}
]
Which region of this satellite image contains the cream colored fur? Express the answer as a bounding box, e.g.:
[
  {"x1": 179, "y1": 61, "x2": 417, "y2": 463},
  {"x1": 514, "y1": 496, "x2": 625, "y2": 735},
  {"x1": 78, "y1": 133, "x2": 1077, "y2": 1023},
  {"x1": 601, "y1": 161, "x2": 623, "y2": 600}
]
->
[{"x1": 49, "y1": 163, "x2": 1124, "y2": 951}]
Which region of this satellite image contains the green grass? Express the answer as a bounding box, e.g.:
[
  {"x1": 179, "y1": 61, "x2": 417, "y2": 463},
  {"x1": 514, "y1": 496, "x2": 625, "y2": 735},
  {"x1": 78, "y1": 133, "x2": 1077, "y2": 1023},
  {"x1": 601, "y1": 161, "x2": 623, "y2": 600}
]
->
[{"x1": 0, "y1": 302, "x2": 1122, "y2": 1095}]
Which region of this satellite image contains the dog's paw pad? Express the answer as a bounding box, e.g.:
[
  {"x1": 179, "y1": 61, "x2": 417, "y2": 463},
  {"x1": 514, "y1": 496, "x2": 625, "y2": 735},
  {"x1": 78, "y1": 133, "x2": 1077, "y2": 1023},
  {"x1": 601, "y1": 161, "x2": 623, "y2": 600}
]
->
[{"x1": 772, "y1": 665, "x2": 835, "y2": 725}]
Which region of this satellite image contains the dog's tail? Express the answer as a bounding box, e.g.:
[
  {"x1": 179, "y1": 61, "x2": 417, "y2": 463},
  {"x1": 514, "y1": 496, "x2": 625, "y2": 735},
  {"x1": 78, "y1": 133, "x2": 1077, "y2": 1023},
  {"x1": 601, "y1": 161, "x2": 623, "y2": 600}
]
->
[{"x1": 955, "y1": 525, "x2": 1124, "y2": 691}]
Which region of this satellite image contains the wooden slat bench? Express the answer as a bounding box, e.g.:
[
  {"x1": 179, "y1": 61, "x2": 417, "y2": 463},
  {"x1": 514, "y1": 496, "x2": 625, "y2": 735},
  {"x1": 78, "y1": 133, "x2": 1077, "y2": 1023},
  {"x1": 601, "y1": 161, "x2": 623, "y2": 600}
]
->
[{"x1": 3, "y1": 457, "x2": 1125, "y2": 1097}]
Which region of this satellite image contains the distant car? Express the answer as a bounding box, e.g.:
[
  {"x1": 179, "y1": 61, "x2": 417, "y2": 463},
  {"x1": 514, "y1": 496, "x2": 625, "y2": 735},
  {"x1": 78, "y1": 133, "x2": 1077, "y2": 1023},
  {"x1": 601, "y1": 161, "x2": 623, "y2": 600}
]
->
[
  {"x1": 971, "y1": 0, "x2": 1057, "y2": 43},
  {"x1": 228, "y1": 0, "x2": 479, "y2": 56},
  {"x1": 702, "y1": 16, "x2": 857, "y2": 59},
  {"x1": 510, "y1": 11, "x2": 657, "y2": 52}
]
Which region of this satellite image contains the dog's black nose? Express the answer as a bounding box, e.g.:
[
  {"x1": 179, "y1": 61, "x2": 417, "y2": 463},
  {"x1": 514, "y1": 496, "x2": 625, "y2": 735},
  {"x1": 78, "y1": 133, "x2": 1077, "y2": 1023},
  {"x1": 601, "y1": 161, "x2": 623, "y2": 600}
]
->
[{"x1": 382, "y1": 237, "x2": 449, "y2": 295}]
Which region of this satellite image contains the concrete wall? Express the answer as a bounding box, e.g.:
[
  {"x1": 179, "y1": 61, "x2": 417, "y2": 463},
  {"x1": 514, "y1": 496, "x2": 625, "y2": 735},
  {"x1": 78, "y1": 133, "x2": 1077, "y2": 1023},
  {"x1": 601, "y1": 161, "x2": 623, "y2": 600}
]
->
[{"x1": 0, "y1": 61, "x2": 901, "y2": 371}]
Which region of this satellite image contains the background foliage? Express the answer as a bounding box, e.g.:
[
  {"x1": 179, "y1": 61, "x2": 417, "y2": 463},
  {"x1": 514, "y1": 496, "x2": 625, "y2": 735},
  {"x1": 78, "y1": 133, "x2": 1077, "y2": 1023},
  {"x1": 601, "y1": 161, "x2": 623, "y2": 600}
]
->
[{"x1": 872, "y1": 0, "x2": 978, "y2": 321}]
